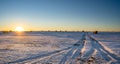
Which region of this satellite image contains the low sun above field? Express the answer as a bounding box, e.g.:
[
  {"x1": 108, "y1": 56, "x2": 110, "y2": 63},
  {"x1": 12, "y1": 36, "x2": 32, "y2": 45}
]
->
[{"x1": 15, "y1": 26, "x2": 24, "y2": 32}]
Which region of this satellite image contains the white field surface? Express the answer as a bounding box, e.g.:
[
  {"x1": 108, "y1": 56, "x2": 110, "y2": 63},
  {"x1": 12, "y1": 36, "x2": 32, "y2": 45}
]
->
[
  {"x1": 92, "y1": 32, "x2": 120, "y2": 55},
  {"x1": 0, "y1": 32, "x2": 120, "y2": 64}
]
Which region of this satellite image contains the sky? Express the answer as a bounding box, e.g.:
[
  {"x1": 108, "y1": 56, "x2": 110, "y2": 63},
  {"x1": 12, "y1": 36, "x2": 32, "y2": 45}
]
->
[{"x1": 0, "y1": 0, "x2": 120, "y2": 31}]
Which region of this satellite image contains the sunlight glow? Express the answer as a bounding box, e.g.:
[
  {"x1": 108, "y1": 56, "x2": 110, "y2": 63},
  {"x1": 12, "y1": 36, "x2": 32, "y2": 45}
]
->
[{"x1": 15, "y1": 26, "x2": 24, "y2": 32}]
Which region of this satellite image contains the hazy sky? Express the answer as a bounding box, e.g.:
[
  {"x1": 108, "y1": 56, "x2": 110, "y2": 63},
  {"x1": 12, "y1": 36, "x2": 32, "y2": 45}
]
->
[{"x1": 0, "y1": 0, "x2": 120, "y2": 31}]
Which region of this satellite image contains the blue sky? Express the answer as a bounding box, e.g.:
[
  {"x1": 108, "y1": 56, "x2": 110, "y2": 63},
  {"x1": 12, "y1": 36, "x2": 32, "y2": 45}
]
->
[{"x1": 0, "y1": 0, "x2": 120, "y2": 31}]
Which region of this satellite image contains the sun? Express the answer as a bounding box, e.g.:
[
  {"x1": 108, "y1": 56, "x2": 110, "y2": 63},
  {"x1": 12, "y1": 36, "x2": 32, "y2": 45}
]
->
[{"x1": 15, "y1": 26, "x2": 24, "y2": 32}]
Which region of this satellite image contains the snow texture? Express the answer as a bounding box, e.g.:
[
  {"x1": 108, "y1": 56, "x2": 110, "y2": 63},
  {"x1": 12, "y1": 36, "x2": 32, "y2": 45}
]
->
[{"x1": 0, "y1": 32, "x2": 120, "y2": 64}]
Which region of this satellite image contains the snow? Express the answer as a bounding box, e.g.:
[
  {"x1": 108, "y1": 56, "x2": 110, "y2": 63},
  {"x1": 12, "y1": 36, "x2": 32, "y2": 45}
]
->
[
  {"x1": 0, "y1": 32, "x2": 80, "y2": 64},
  {"x1": 0, "y1": 32, "x2": 120, "y2": 64},
  {"x1": 92, "y1": 32, "x2": 120, "y2": 55}
]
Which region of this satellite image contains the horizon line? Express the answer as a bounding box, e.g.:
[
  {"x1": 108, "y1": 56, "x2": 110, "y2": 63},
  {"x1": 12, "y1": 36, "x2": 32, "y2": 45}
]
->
[{"x1": 0, "y1": 30, "x2": 120, "y2": 32}]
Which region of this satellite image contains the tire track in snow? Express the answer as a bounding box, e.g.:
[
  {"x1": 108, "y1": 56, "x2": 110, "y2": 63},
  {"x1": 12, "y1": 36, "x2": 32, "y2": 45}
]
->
[
  {"x1": 69, "y1": 34, "x2": 86, "y2": 64},
  {"x1": 8, "y1": 33, "x2": 85, "y2": 64},
  {"x1": 59, "y1": 33, "x2": 86, "y2": 64},
  {"x1": 29, "y1": 49, "x2": 68, "y2": 64},
  {"x1": 88, "y1": 34, "x2": 120, "y2": 63},
  {"x1": 69, "y1": 33, "x2": 120, "y2": 64},
  {"x1": 7, "y1": 47, "x2": 71, "y2": 64},
  {"x1": 73, "y1": 34, "x2": 95, "y2": 64},
  {"x1": 80, "y1": 46, "x2": 95, "y2": 62},
  {"x1": 8, "y1": 32, "x2": 120, "y2": 64}
]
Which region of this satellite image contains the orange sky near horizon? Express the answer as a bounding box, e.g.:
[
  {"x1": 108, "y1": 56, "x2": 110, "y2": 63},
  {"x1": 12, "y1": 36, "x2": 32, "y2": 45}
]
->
[{"x1": 0, "y1": 24, "x2": 120, "y2": 32}]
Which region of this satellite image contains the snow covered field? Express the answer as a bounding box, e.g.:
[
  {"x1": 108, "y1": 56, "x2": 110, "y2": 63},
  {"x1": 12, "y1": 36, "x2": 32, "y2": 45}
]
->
[
  {"x1": 0, "y1": 32, "x2": 120, "y2": 64},
  {"x1": 92, "y1": 32, "x2": 120, "y2": 55}
]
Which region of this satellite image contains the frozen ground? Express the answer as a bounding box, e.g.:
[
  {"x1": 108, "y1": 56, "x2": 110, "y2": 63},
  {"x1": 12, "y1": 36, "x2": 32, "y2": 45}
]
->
[
  {"x1": 92, "y1": 32, "x2": 120, "y2": 55},
  {"x1": 0, "y1": 32, "x2": 120, "y2": 64}
]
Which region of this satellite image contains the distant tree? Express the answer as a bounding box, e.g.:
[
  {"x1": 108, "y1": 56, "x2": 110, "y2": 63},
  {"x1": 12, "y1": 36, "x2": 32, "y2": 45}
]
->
[
  {"x1": 55, "y1": 30, "x2": 57, "y2": 32},
  {"x1": 93, "y1": 31, "x2": 98, "y2": 34},
  {"x1": 60, "y1": 30, "x2": 62, "y2": 32},
  {"x1": 82, "y1": 30, "x2": 84, "y2": 32},
  {"x1": 30, "y1": 30, "x2": 32, "y2": 32},
  {"x1": 65, "y1": 30, "x2": 67, "y2": 32},
  {"x1": 9, "y1": 30, "x2": 12, "y2": 32},
  {"x1": 2, "y1": 31, "x2": 9, "y2": 34},
  {"x1": 48, "y1": 30, "x2": 50, "y2": 32}
]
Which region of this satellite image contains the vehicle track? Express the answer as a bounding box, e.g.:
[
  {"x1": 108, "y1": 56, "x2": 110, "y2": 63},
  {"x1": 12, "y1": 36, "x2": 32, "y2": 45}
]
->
[
  {"x1": 7, "y1": 46, "x2": 71, "y2": 64},
  {"x1": 7, "y1": 33, "x2": 120, "y2": 64},
  {"x1": 7, "y1": 33, "x2": 85, "y2": 64},
  {"x1": 29, "y1": 49, "x2": 68, "y2": 64},
  {"x1": 87, "y1": 34, "x2": 120, "y2": 64},
  {"x1": 59, "y1": 34, "x2": 86, "y2": 64},
  {"x1": 59, "y1": 33, "x2": 120, "y2": 64}
]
